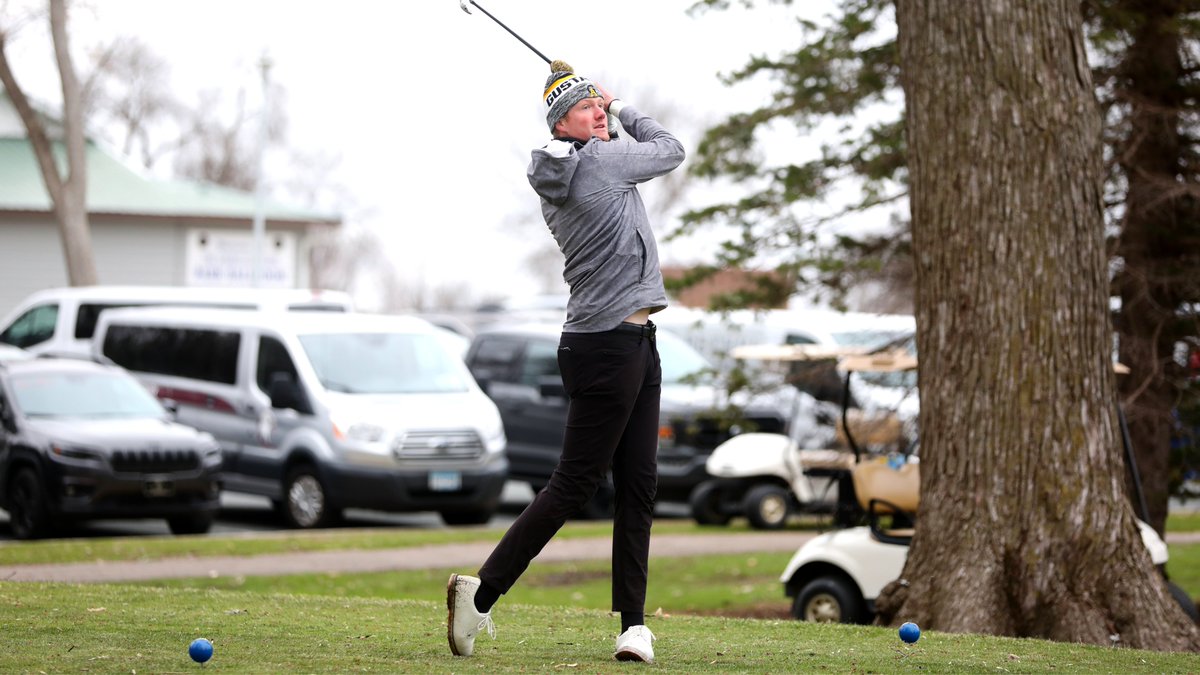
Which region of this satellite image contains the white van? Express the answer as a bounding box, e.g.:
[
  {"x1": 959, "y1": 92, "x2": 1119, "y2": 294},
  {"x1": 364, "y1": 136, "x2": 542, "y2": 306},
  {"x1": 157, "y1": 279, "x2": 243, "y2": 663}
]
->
[
  {"x1": 92, "y1": 307, "x2": 509, "y2": 527},
  {"x1": 0, "y1": 286, "x2": 355, "y2": 358}
]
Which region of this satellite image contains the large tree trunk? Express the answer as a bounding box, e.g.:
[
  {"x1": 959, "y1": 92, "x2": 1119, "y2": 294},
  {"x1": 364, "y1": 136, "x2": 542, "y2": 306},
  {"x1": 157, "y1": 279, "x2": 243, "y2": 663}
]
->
[
  {"x1": 0, "y1": 0, "x2": 97, "y2": 286},
  {"x1": 886, "y1": 0, "x2": 1200, "y2": 650},
  {"x1": 1111, "y1": 0, "x2": 1197, "y2": 537}
]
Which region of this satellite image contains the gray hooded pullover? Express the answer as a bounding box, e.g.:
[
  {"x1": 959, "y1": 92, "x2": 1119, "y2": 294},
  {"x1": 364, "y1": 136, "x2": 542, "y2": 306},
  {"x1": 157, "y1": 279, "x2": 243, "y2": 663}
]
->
[{"x1": 527, "y1": 103, "x2": 685, "y2": 333}]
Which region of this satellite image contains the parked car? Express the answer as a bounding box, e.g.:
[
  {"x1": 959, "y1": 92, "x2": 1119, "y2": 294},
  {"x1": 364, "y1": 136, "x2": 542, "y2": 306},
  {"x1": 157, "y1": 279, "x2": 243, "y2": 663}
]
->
[
  {"x1": 0, "y1": 357, "x2": 223, "y2": 539},
  {"x1": 0, "y1": 285, "x2": 355, "y2": 359},
  {"x1": 463, "y1": 322, "x2": 790, "y2": 514},
  {"x1": 93, "y1": 307, "x2": 508, "y2": 528}
]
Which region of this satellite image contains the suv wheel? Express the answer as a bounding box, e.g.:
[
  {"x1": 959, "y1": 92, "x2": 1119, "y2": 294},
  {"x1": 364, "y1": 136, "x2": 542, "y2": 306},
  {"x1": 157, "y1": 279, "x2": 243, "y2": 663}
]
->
[
  {"x1": 8, "y1": 468, "x2": 52, "y2": 540},
  {"x1": 689, "y1": 481, "x2": 732, "y2": 526},
  {"x1": 167, "y1": 512, "x2": 215, "y2": 535},
  {"x1": 792, "y1": 576, "x2": 866, "y2": 624},
  {"x1": 281, "y1": 465, "x2": 337, "y2": 528},
  {"x1": 744, "y1": 484, "x2": 790, "y2": 530}
]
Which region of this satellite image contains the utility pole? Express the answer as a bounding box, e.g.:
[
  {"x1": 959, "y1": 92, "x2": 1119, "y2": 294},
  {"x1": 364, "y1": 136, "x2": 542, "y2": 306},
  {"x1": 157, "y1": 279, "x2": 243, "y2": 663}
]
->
[{"x1": 251, "y1": 53, "x2": 271, "y2": 287}]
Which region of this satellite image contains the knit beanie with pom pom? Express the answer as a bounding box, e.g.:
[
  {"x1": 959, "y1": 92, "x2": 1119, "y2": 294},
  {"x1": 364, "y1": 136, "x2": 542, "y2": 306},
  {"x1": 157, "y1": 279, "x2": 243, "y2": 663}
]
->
[{"x1": 543, "y1": 59, "x2": 601, "y2": 132}]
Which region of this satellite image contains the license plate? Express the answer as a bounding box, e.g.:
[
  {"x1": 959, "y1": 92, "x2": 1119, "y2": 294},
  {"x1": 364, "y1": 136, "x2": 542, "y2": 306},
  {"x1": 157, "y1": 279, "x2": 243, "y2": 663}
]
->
[
  {"x1": 143, "y1": 478, "x2": 175, "y2": 498},
  {"x1": 428, "y1": 471, "x2": 462, "y2": 492}
]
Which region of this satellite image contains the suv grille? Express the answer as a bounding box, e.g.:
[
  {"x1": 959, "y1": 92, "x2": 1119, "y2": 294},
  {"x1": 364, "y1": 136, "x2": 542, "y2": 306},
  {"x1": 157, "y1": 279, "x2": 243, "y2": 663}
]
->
[
  {"x1": 111, "y1": 449, "x2": 200, "y2": 474},
  {"x1": 670, "y1": 415, "x2": 786, "y2": 451},
  {"x1": 393, "y1": 429, "x2": 484, "y2": 460}
]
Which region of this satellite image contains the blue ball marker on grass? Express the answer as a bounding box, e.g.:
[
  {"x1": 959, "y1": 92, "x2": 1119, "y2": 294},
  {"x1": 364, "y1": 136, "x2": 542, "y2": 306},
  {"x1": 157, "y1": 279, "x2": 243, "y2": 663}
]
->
[
  {"x1": 188, "y1": 638, "x2": 214, "y2": 663},
  {"x1": 899, "y1": 622, "x2": 921, "y2": 644}
]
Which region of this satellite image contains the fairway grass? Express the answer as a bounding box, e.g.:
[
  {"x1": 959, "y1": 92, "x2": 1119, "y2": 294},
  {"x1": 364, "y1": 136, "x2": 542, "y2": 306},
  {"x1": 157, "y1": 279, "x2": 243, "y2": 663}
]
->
[
  {"x1": 0, "y1": 520, "x2": 767, "y2": 566},
  {"x1": 3, "y1": 583, "x2": 1197, "y2": 673}
]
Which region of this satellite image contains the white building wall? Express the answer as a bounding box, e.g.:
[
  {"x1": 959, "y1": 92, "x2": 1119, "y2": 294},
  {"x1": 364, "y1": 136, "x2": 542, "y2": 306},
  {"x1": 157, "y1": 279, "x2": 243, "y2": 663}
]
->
[
  {"x1": 0, "y1": 218, "x2": 68, "y2": 312},
  {"x1": 0, "y1": 215, "x2": 320, "y2": 315}
]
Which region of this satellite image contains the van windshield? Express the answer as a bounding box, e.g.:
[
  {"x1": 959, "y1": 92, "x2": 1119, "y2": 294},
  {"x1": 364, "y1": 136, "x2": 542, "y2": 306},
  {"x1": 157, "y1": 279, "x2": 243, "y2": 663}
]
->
[{"x1": 299, "y1": 332, "x2": 468, "y2": 394}]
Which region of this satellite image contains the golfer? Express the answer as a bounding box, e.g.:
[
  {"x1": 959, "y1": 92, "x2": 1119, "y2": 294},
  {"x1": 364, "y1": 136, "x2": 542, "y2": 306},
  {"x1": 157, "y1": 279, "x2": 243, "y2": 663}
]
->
[{"x1": 447, "y1": 61, "x2": 684, "y2": 663}]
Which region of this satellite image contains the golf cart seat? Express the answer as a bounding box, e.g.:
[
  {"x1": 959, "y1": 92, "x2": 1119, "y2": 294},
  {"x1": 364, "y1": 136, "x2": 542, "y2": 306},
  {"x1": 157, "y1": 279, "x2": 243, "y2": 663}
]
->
[
  {"x1": 797, "y1": 448, "x2": 856, "y2": 474},
  {"x1": 836, "y1": 410, "x2": 904, "y2": 450},
  {"x1": 851, "y1": 456, "x2": 919, "y2": 544}
]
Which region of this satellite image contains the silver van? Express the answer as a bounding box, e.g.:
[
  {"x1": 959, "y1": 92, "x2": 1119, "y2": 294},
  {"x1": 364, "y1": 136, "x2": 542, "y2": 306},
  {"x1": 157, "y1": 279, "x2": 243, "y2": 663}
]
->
[{"x1": 92, "y1": 307, "x2": 508, "y2": 527}]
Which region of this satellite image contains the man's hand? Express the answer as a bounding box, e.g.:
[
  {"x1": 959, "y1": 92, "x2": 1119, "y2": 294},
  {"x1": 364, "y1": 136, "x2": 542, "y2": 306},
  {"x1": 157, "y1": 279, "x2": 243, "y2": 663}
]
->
[{"x1": 595, "y1": 82, "x2": 616, "y2": 113}]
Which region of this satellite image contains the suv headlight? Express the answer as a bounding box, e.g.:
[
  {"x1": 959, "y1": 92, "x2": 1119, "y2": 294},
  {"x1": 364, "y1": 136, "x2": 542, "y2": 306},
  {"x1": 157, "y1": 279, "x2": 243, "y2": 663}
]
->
[{"x1": 51, "y1": 444, "x2": 104, "y2": 463}]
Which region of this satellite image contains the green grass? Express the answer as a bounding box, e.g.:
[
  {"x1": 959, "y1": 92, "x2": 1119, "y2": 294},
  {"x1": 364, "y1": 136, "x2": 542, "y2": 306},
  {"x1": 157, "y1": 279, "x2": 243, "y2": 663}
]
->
[
  {"x1": 1167, "y1": 510, "x2": 1200, "y2": 532},
  {"x1": 2, "y1": 583, "x2": 1197, "y2": 673},
  {"x1": 1168, "y1": 543, "x2": 1200, "y2": 598},
  {"x1": 138, "y1": 551, "x2": 799, "y2": 618},
  {"x1": 0, "y1": 519, "x2": 760, "y2": 566},
  {"x1": 4, "y1": 510, "x2": 1191, "y2": 567}
]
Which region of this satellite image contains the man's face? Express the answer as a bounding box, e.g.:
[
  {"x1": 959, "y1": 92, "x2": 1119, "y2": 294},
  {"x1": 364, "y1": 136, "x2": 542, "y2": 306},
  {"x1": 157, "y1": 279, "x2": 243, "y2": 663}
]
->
[{"x1": 555, "y1": 97, "x2": 609, "y2": 142}]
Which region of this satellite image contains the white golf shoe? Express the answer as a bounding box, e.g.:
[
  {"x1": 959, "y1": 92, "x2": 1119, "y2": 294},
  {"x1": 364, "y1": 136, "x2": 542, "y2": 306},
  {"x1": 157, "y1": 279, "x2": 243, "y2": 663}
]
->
[
  {"x1": 446, "y1": 573, "x2": 496, "y2": 656},
  {"x1": 614, "y1": 625, "x2": 655, "y2": 663}
]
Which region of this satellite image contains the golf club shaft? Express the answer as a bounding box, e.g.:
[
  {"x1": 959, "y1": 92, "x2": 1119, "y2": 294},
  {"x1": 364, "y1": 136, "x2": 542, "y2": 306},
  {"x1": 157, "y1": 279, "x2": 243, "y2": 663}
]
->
[{"x1": 466, "y1": 0, "x2": 551, "y2": 64}]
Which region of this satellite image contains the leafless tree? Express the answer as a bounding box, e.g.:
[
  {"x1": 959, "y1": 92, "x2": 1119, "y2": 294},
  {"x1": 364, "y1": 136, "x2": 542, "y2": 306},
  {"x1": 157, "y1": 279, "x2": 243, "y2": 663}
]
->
[
  {"x1": 80, "y1": 36, "x2": 180, "y2": 170},
  {"x1": 0, "y1": 0, "x2": 97, "y2": 285}
]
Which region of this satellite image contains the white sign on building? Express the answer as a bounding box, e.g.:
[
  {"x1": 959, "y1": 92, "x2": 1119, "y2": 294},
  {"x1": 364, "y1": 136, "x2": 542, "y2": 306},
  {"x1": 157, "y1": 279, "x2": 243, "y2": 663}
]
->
[{"x1": 185, "y1": 229, "x2": 297, "y2": 288}]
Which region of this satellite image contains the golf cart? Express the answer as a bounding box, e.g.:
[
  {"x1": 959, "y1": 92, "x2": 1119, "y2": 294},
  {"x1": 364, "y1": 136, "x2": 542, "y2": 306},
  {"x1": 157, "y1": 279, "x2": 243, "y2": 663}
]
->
[
  {"x1": 780, "y1": 362, "x2": 1200, "y2": 625},
  {"x1": 689, "y1": 344, "x2": 919, "y2": 530}
]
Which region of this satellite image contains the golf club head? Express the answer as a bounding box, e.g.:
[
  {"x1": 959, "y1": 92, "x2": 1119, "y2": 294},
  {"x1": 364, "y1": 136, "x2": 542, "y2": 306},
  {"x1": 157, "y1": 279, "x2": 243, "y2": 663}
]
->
[{"x1": 459, "y1": 0, "x2": 471, "y2": 14}]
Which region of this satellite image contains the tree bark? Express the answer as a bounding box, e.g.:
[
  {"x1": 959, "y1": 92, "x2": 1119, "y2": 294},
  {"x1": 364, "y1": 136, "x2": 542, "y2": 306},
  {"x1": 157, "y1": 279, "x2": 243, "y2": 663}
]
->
[
  {"x1": 0, "y1": 0, "x2": 98, "y2": 286},
  {"x1": 887, "y1": 0, "x2": 1200, "y2": 650}
]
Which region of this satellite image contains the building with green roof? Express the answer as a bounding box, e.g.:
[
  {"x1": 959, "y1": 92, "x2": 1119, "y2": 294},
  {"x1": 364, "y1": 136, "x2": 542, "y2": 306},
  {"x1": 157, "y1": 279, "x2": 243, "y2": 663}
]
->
[{"x1": 0, "y1": 93, "x2": 342, "y2": 313}]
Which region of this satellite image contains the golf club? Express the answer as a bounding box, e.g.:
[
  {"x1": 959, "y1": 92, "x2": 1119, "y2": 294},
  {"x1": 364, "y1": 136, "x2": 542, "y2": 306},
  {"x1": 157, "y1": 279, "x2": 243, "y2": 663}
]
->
[{"x1": 459, "y1": 0, "x2": 551, "y2": 64}]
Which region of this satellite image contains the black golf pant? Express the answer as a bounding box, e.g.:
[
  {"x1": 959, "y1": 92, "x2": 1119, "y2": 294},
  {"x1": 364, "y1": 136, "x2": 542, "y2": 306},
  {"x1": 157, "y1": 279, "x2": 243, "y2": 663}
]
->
[{"x1": 478, "y1": 321, "x2": 661, "y2": 613}]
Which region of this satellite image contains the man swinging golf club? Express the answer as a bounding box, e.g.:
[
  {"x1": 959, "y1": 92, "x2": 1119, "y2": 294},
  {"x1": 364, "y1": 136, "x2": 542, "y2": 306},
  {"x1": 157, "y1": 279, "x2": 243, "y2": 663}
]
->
[{"x1": 446, "y1": 59, "x2": 685, "y2": 663}]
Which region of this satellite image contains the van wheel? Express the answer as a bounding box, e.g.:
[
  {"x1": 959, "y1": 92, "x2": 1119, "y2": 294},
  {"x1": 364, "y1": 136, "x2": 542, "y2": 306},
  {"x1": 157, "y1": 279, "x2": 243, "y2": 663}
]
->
[
  {"x1": 167, "y1": 512, "x2": 215, "y2": 535},
  {"x1": 281, "y1": 466, "x2": 336, "y2": 528},
  {"x1": 690, "y1": 481, "x2": 732, "y2": 526},
  {"x1": 793, "y1": 576, "x2": 865, "y2": 624},
  {"x1": 440, "y1": 509, "x2": 494, "y2": 526},
  {"x1": 744, "y1": 484, "x2": 790, "y2": 530},
  {"x1": 580, "y1": 485, "x2": 616, "y2": 520}
]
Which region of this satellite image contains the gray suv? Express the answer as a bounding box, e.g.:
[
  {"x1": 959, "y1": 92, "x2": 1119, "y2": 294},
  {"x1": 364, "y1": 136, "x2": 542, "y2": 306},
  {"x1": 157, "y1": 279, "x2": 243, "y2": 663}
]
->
[
  {"x1": 464, "y1": 323, "x2": 788, "y2": 515},
  {"x1": 0, "y1": 356, "x2": 223, "y2": 539}
]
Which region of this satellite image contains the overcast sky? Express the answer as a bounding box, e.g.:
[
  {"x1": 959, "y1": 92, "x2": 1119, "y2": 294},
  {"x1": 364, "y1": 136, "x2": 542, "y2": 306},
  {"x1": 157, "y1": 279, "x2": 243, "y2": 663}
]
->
[{"x1": 6, "y1": 0, "x2": 842, "y2": 309}]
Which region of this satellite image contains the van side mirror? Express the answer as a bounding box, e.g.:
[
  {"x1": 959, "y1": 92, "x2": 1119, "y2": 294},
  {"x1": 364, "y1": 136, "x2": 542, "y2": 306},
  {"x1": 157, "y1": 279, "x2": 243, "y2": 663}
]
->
[
  {"x1": 0, "y1": 398, "x2": 15, "y2": 432},
  {"x1": 267, "y1": 372, "x2": 311, "y2": 414}
]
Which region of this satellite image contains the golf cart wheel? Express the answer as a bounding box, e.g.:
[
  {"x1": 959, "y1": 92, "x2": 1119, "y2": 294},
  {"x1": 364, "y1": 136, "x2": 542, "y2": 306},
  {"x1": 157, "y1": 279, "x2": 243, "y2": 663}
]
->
[
  {"x1": 689, "y1": 481, "x2": 732, "y2": 526},
  {"x1": 744, "y1": 484, "x2": 790, "y2": 530},
  {"x1": 1167, "y1": 581, "x2": 1200, "y2": 623},
  {"x1": 793, "y1": 576, "x2": 866, "y2": 624},
  {"x1": 8, "y1": 467, "x2": 52, "y2": 540},
  {"x1": 167, "y1": 512, "x2": 215, "y2": 535},
  {"x1": 280, "y1": 465, "x2": 338, "y2": 529}
]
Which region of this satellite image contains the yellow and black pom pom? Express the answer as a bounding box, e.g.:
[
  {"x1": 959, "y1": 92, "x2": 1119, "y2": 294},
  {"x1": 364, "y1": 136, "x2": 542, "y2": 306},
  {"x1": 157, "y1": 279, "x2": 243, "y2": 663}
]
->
[{"x1": 550, "y1": 59, "x2": 573, "y2": 74}]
